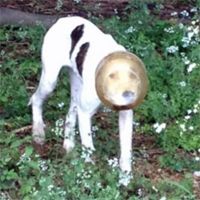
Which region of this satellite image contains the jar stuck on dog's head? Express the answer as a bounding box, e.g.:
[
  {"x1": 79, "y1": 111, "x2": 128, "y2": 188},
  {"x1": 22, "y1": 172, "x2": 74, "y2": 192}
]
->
[{"x1": 95, "y1": 51, "x2": 148, "y2": 110}]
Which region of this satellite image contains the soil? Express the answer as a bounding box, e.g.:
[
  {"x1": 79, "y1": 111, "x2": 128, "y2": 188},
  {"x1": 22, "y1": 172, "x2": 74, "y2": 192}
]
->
[
  {"x1": 1, "y1": 0, "x2": 197, "y2": 185},
  {"x1": 0, "y1": 0, "x2": 196, "y2": 20}
]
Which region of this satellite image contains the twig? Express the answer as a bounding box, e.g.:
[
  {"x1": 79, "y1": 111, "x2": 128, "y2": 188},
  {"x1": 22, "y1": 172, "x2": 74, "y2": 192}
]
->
[{"x1": 13, "y1": 125, "x2": 32, "y2": 134}]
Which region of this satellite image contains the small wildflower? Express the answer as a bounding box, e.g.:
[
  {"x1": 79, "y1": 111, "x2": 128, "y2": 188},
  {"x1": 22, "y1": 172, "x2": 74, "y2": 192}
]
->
[
  {"x1": 164, "y1": 27, "x2": 175, "y2": 33},
  {"x1": 58, "y1": 102, "x2": 64, "y2": 109},
  {"x1": 193, "y1": 108, "x2": 198, "y2": 113},
  {"x1": 48, "y1": 184, "x2": 54, "y2": 192},
  {"x1": 73, "y1": 0, "x2": 81, "y2": 3},
  {"x1": 182, "y1": 56, "x2": 190, "y2": 65},
  {"x1": 81, "y1": 147, "x2": 94, "y2": 163},
  {"x1": 137, "y1": 188, "x2": 143, "y2": 197},
  {"x1": 17, "y1": 153, "x2": 31, "y2": 165},
  {"x1": 92, "y1": 125, "x2": 99, "y2": 132},
  {"x1": 166, "y1": 45, "x2": 179, "y2": 54},
  {"x1": 171, "y1": 11, "x2": 178, "y2": 16},
  {"x1": 180, "y1": 131, "x2": 183, "y2": 136},
  {"x1": 184, "y1": 115, "x2": 191, "y2": 120},
  {"x1": 38, "y1": 159, "x2": 48, "y2": 172},
  {"x1": 114, "y1": 8, "x2": 118, "y2": 14},
  {"x1": 125, "y1": 26, "x2": 136, "y2": 34},
  {"x1": 153, "y1": 123, "x2": 166, "y2": 133},
  {"x1": 152, "y1": 185, "x2": 158, "y2": 192},
  {"x1": 195, "y1": 157, "x2": 200, "y2": 161},
  {"x1": 190, "y1": 7, "x2": 198, "y2": 13},
  {"x1": 160, "y1": 197, "x2": 167, "y2": 200},
  {"x1": 179, "y1": 81, "x2": 186, "y2": 87},
  {"x1": 180, "y1": 124, "x2": 186, "y2": 132},
  {"x1": 180, "y1": 10, "x2": 189, "y2": 17},
  {"x1": 182, "y1": 36, "x2": 190, "y2": 48},
  {"x1": 52, "y1": 118, "x2": 64, "y2": 137},
  {"x1": 179, "y1": 23, "x2": 184, "y2": 29},
  {"x1": 189, "y1": 126, "x2": 194, "y2": 131},
  {"x1": 187, "y1": 63, "x2": 197, "y2": 73},
  {"x1": 107, "y1": 157, "x2": 119, "y2": 169},
  {"x1": 162, "y1": 93, "x2": 167, "y2": 99}
]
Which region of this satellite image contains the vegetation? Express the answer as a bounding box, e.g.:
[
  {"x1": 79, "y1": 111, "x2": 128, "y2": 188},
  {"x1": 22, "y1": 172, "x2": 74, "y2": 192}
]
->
[{"x1": 0, "y1": 1, "x2": 200, "y2": 199}]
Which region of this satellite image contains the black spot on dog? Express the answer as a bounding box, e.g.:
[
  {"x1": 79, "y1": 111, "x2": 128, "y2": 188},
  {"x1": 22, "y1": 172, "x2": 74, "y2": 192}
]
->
[
  {"x1": 70, "y1": 24, "x2": 84, "y2": 57},
  {"x1": 76, "y1": 42, "x2": 90, "y2": 76}
]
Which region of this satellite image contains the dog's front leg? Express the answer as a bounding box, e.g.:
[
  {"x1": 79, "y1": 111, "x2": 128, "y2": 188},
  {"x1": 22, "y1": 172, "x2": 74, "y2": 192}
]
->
[
  {"x1": 77, "y1": 106, "x2": 95, "y2": 162},
  {"x1": 119, "y1": 109, "x2": 133, "y2": 185}
]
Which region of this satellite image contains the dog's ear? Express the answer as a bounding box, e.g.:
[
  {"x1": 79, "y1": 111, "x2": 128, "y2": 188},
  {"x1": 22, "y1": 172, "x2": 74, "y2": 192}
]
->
[{"x1": 95, "y1": 51, "x2": 148, "y2": 110}]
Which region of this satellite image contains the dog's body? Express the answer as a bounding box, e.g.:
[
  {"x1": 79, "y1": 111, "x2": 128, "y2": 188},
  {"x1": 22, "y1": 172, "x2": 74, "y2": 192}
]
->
[{"x1": 30, "y1": 16, "x2": 134, "y2": 182}]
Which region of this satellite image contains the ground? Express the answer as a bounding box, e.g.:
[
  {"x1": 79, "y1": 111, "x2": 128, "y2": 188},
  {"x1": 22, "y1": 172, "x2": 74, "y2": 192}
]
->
[{"x1": 0, "y1": 0, "x2": 199, "y2": 199}]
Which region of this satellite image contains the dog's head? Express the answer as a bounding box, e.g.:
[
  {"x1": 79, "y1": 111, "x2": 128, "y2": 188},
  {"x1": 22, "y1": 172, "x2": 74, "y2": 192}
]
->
[{"x1": 95, "y1": 51, "x2": 148, "y2": 110}]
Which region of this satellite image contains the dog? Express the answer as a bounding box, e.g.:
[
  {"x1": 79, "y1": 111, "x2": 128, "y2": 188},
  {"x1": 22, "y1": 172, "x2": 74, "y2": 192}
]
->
[{"x1": 29, "y1": 16, "x2": 148, "y2": 185}]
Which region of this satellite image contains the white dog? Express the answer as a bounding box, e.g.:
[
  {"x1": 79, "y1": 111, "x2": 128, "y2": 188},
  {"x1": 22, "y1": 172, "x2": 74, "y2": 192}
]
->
[{"x1": 29, "y1": 16, "x2": 148, "y2": 185}]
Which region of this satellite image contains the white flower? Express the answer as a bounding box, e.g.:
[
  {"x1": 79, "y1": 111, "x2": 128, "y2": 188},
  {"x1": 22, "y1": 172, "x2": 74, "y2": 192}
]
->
[
  {"x1": 187, "y1": 63, "x2": 197, "y2": 73},
  {"x1": 180, "y1": 10, "x2": 189, "y2": 17},
  {"x1": 125, "y1": 26, "x2": 136, "y2": 34},
  {"x1": 48, "y1": 185, "x2": 54, "y2": 192},
  {"x1": 108, "y1": 157, "x2": 119, "y2": 169},
  {"x1": 193, "y1": 108, "x2": 198, "y2": 113},
  {"x1": 137, "y1": 188, "x2": 143, "y2": 197},
  {"x1": 152, "y1": 185, "x2": 158, "y2": 192},
  {"x1": 180, "y1": 124, "x2": 186, "y2": 132},
  {"x1": 160, "y1": 197, "x2": 167, "y2": 200},
  {"x1": 187, "y1": 31, "x2": 195, "y2": 40},
  {"x1": 162, "y1": 93, "x2": 167, "y2": 99},
  {"x1": 52, "y1": 118, "x2": 64, "y2": 137},
  {"x1": 38, "y1": 159, "x2": 48, "y2": 171},
  {"x1": 164, "y1": 27, "x2": 174, "y2": 33},
  {"x1": 166, "y1": 45, "x2": 179, "y2": 53},
  {"x1": 195, "y1": 157, "x2": 200, "y2": 161},
  {"x1": 73, "y1": 0, "x2": 81, "y2": 3},
  {"x1": 189, "y1": 126, "x2": 194, "y2": 131},
  {"x1": 153, "y1": 123, "x2": 166, "y2": 133},
  {"x1": 92, "y1": 125, "x2": 99, "y2": 132},
  {"x1": 58, "y1": 102, "x2": 64, "y2": 109},
  {"x1": 179, "y1": 81, "x2": 186, "y2": 87},
  {"x1": 184, "y1": 115, "x2": 191, "y2": 120},
  {"x1": 182, "y1": 37, "x2": 190, "y2": 48},
  {"x1": 193, "y1": 26, "x2": 199, "y2": 34},
  {"x1": 171, "y1": 11, "x2": 178, "y2": 16},
  {"x1": 179, "y1": 23, "x2": 184, "y2": 29},
  {"x1": 190, "y1": 7, "x2": 198, "y2": 13}
]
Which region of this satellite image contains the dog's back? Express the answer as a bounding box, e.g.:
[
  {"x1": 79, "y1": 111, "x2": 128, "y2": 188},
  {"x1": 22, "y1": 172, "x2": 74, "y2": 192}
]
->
[{"x1": 42, "y1": 16, "x2": 125, "y2": 78}]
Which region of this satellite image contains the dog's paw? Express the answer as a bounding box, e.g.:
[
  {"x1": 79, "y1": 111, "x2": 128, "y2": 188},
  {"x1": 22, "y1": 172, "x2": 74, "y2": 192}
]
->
[{"x1": 32, "y1": 123, "x2": 45, "y2": 145}]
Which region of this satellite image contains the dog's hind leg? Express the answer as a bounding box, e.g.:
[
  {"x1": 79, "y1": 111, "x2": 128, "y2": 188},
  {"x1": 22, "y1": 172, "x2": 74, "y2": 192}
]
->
[
  {"x1": 63, "y1": 69, "x2": 81, "y2": 152},
  {"x1": 30, "y1": 63, "x2": 62, "y2": 144}
]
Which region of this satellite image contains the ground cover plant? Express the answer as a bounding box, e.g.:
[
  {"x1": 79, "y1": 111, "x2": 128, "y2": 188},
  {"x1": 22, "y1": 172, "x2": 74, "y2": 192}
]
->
[{"x1": 0, "y1": 1, "x2": 200, "y2": 199}]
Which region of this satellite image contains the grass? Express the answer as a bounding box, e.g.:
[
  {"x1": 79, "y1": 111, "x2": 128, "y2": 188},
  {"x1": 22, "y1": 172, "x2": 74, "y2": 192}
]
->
[{"x1": 0, "y1": 1, "x2": 200, "y2": 199}]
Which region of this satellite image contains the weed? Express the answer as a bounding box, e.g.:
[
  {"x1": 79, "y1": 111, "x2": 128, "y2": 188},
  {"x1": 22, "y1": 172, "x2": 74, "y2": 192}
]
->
[{"x1": 0, "y1": 1, "x2": 200, "y2": 199}]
